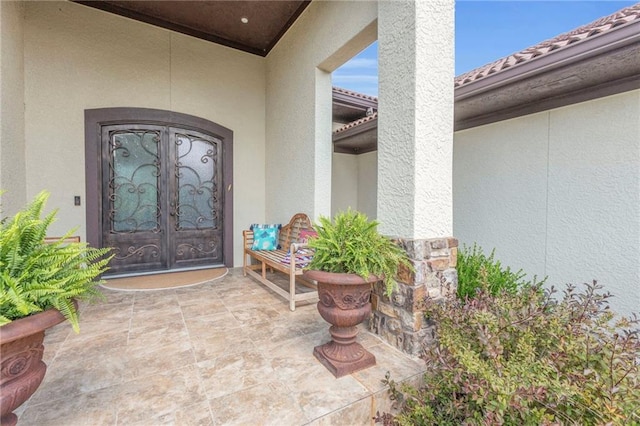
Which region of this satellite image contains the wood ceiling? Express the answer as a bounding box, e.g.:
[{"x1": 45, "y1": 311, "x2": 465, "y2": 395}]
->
[{"x1": 74, "y1": 0, "x2": 311, "y2": 56}]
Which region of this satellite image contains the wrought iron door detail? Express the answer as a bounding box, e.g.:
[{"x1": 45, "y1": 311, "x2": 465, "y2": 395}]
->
[
  {"x1": 108, "y1": 130, "x2": 162, "y2": 233},
  {"x1": 101, "y1": 124, "x2": 224, "y2": 275},
  {"x1": 102, "y1": 126, "x2": 166, "y2": 272},
  {"x1": 173, "y1": 132, "x2": 221, "y2": 231},
  {"x1": 169, "y1": 129, "x2": 223, "y2": 268}
]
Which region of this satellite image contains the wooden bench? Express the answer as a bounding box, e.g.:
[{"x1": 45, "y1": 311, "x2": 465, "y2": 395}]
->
[{"x1": 242, "y1": 213, "x2": 317, "y2": 311}]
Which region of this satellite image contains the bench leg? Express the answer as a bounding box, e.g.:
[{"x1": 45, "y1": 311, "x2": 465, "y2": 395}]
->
[
  {"x1": 289, "y1": 273, "x2": 296, "y2": 312},
  {"x1": 243, "y1": 251, "x2": 247, "y2": 276}
]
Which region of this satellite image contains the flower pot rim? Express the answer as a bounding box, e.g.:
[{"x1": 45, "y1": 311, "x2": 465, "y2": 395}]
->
[
  {"x1": 303, "y1": 269, "x2": 380, "y2": 285},
  {"x1": 0, "y1": 308, "x2": 66, "y2": 345}
]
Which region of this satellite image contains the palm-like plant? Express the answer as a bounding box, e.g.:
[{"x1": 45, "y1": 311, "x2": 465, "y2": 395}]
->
[{"x1": 0, "y1": 191, "x2": 112, "y2": 332}]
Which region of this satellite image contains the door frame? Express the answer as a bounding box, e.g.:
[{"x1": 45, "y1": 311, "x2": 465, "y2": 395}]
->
[{"x1": 85, "y1": 107, "x2": 234, "y2": 270}]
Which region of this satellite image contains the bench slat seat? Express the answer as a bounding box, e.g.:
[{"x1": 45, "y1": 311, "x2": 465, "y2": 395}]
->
[{"x1": 242, "y1": 213, "x2": 317, "y2": 311}]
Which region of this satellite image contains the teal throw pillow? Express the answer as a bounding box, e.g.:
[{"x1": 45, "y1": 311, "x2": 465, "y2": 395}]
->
[{"x1": 251, "y1": 224, "x2": 281, "y2": 250}]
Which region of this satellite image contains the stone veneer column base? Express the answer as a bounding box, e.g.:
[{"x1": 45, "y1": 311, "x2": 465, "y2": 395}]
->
[{"x1": 370, "y1": 237, "x2": 458, "y2": 356}]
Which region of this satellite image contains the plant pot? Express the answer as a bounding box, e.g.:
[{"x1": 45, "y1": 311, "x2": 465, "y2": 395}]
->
[
  {"x1": 0, "y1": 308, "x2": 66, "y2": 426},
  {"x1": 303, "y1": 269, "x2": 377, "y2": 377}
]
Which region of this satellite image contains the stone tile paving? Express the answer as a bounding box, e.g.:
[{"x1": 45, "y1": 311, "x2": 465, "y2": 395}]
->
[{"x1": 16, "y1": 268, "x2": 425, "y2": 425}]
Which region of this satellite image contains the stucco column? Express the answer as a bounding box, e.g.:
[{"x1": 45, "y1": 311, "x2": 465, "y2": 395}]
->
[
  {"x1": 372, "y1": 0, "x2": 457, "y2": 356},
  {"x1": 377, "y1": 0, "x2": 454, "y2": 239}
]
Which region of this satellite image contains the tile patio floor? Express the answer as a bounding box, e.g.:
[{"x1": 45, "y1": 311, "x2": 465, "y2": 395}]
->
[{"x1": 15, "y1": 268, "x2": 426, "y2": 425}]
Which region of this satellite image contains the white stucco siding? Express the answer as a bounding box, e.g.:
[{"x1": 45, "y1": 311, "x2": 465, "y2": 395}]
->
[
  {"x1": 546, "y1": 91, "x2": 640, "y2": 317},
  {"x1": 378, "y1": 0, "x2": 454, "y2": 238},
  {"x1": 0, "y1": 1, "x2": 27, "y2": 215},
  {"x1": 330, "y1": 151, "x2": 377, "y2": 219},
  {"x1": 357, "y1": 151, "x2": 378, "y2": 220},
  {"x1": 454, "y1": 90, "x2": 640, "y2": 317},
  {"x1": 265, "y1": 1, "x2": 377, "y2": 223},
  {"x1": 22, "y1": 2, "x2": 266, "y2": 266},
  {"x1": 454, "y1": 113, "x2": 549, "y2": 279},
  {"x1": 331, "y1": 153, "x2": 358, "y2": 216}
]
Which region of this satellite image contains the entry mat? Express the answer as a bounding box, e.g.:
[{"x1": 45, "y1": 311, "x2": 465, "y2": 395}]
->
[{"x1": 101, "y1": 268, "x2": 228, "y2": 291}]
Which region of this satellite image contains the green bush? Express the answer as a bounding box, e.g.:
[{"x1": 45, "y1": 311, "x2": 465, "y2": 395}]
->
[
  {"x1": 377, "y1": 281, "x2": 640, "y2": 425},
  {"x1": 456, "y1": 243, "x2": 542, "y2": 300}
]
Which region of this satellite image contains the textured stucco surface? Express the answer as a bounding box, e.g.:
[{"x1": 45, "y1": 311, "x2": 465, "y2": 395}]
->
[
  {"x1": 331, "y1": 153, "x2": 358, "y2": 216},
  {"x1": 377, "y1": 0, "x2": 454, "y2": 238},
  {"x1": 265, "y1": 1, "x2": 377, "y2": 223},
  {"x1": 21, "y1": 1, "x2": 265, "y2": 266},
  {"x1": 0, "y1": 1, "x2": 27, "y2": 215},
  {"x1": 454, "y1": 114, "x2": 549, "y2": 279},
  {"x1": 331, "y1": 151, "x2": 377, "y2": 219},
  {"x1": 357, "y1": 151, "x2": 378, "y2": 220},
  {"x1": 454, "y1": 90, "x2": 640, "y2": 317}
]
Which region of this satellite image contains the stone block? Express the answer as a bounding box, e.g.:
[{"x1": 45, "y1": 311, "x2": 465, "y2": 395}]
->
[
  {"x1": 395, "y1": 238, "x2": 426, "y2": 259},
  {"x1": 427, "y1": 257, "x2": 451, "y2": 272},
  {"x1": 376, "y1": 299, "x2": 399, "y2": 319},
  {"x1": 425, "y1": 273, "x2": 441, "y2": 288},
  {"x1": 428, "y1": 248, "x2": 450, "y2": 258},
  {"x1": 450, "y1": 246, "x2": 458, "y2": 267},
  {"x1": 429, "y1": 238, "x2": 448, "y2": 250},
  {"x1": 371, "y1": 235, "x2": 458, "y2": 356}
]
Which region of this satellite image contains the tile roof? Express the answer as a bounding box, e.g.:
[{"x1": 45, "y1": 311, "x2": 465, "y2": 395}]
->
[
  {"x1": 332, "y1": 86, "x2": 378, "y2": 101},
  {"x1": 333, "y1": 112, "x2": 378, "y2": 134},
  {"x1": 454, "y1": 3, "x2": 640, "y2": 88}
]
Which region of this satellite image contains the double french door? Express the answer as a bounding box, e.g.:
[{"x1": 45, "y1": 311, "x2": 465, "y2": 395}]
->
[{"x1": 101, "y1": 124, "x2": 224, "y2": 275}]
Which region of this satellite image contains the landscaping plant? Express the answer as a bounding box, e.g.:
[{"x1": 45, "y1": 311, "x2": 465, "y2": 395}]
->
[
  {"x1": 306, "y1": 208, "x2": 412, "y2": 296},
  {"x1": 376, "y1": 280, "x2": 640, "y2": 425},
  {"x1": 456, "y1": 243, "x2": 543, "y2": 300},
  {"x1": 0, "y1": 191, "x2": 112, "y2": 332}
]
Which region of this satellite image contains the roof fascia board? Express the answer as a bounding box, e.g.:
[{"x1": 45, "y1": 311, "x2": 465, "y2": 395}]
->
[
  {"x1": 333, "y1": 91, "x2": 378, "y2": 109},
  {"x1": 455, "y1": 73, "x2": 640, "y2": 131},
  {"x1": 455, "y1": 20, "x2": 640, "y2": 101}
]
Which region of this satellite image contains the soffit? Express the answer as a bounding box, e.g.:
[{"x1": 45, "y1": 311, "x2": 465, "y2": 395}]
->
[{"x1": 73, "y1": 0, "x2": 311, "y2": 57}]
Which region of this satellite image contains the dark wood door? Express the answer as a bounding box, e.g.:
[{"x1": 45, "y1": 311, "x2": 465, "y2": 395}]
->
[{"x1": 101, "y1": 125, "x2": 224, "y2": 275}]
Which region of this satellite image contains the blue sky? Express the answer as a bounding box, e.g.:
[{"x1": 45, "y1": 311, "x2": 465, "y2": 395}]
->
[{"x1": 331, "y1": 1, "x2": 638, "y2": 97}]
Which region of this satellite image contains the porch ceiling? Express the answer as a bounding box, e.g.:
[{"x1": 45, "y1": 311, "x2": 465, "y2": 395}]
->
[{"x1": 73, "y1": 0, "x2": 311, "y2": 57}]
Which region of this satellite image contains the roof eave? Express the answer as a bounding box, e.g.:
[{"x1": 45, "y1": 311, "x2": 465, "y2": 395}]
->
[{"x1": 455, "y1": 19, "x2": 640, "y2": 101}]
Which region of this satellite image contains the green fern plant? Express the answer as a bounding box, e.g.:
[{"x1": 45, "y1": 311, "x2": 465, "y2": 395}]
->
[
  {"x1": 306, "y1": 209, "x2": 412, "y2": 295},
  {"x1": 0, "y1": 191, "x2": 112, "y2": 332}
]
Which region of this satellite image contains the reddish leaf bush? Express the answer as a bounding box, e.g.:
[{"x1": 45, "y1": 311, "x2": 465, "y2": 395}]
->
[{"x1": 377, "y1": 281, "x2": 639, "y2": 425}]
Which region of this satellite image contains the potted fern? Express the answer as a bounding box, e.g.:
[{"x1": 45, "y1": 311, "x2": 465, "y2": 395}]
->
[
  {"x1": 303, "y1": 209, "x2": 411, "y2": 377},
  {"x1": 0, "y1": 191, "x2": 111, "y2": 426}
]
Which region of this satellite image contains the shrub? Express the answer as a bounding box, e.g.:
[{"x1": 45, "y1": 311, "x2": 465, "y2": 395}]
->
[
  {"x1": 377, "y1": 281, "x2": 640, "y2": 425},
  {"x1": 456, "y1": 243, "x2": 542, "y2": 300}
]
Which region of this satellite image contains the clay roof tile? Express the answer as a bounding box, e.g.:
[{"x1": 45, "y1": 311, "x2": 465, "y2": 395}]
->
[{"x1": 454, "y1": 3, "x2": 640, "y2": 88}]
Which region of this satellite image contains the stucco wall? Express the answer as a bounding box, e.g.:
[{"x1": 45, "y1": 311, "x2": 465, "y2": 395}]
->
[
  {"x1": 331, "y1": 153, "x2": 358, "y2": 216},
  {"x1": 330, "y1": 151, "x2": 377, "y2": 219},
  {"x1": 22, "y1": 1, "x2": 266, "y2": 266},
  {"x1": 0, "y1": 1, "x2": 27, "y2": 215},
  {"x1": 265, "y1": 1, "x2": 377, "y2": 223},
  {"x1": 454, "y1": 90, "x2": 640, "y2": 317},
  {"x1": 357, "y1": 151, "x2": 377, "y2": 219}
]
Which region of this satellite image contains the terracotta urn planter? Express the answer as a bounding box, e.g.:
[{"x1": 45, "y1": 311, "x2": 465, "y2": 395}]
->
[
  {"x1": 303, "y1": 269, "x2": 377, "y2": 377},
  {"x1": 0, "y1": 308, "x2": 66, "y2": 426}
]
